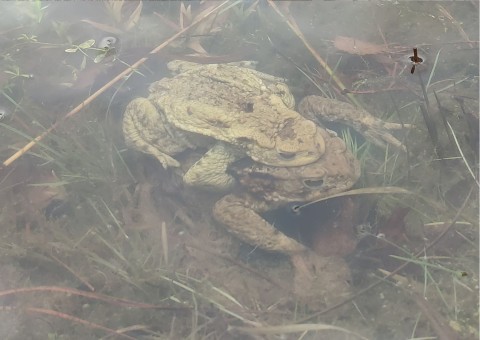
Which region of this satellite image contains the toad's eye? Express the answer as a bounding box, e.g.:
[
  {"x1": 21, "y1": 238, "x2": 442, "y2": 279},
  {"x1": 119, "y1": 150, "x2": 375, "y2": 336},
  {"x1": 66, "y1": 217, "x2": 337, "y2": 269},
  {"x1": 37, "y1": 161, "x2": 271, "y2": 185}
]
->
[
  {"x1": 278, "y1": 152, "x2": 296, "y2": 160},
  {"x1": 98, "y1": 36, "x2": 117, "y2": 49},
  {"x1": 303, "y1": 179, "x2": 324, "y2": 189}
]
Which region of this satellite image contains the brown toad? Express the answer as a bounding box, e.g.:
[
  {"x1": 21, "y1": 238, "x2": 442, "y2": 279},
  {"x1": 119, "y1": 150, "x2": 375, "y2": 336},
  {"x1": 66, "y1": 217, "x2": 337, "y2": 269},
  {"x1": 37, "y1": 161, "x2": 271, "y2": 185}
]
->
[
  {"x1": 123, "y1": 61, "x2": 326, "y2": 189},
  {"x1": 212, "y1": 127, "x2": 361, "y2": 304},
  {"x1": 208, "y1": 94, "x2": 407, "y2": 302}
]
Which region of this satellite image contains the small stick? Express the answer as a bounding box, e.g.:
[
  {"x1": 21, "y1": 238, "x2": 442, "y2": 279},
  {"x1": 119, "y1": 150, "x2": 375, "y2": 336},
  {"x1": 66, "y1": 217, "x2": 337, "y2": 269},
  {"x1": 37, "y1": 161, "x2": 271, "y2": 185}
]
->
[
  {"x1": 25, "y1": 307, "x2": 136, "y2": 340},
  {"x1": 409, "y1": 289, "x2": 459, "y2": 340},
  {"x1": 267, "y1": 1, "x2": 362, "y2": 108},
  {"x1": 1, "y1": 1, "x2": 229, "y2": 169}
]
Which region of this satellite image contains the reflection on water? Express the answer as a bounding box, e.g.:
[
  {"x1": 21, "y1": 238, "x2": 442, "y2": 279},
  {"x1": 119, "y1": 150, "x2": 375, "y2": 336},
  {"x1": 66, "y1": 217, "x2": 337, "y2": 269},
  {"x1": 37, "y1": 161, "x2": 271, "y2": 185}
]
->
[{"x1": 0, "y1": 1, "x2": 478, "y2": 339}]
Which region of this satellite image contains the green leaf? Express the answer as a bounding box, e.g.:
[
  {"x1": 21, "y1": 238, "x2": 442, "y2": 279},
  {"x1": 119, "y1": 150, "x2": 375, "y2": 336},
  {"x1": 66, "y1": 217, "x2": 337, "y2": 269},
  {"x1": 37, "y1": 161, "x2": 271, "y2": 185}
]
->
[{"x1": 78, "y1": 39, "x2": 96, "y2": 49}]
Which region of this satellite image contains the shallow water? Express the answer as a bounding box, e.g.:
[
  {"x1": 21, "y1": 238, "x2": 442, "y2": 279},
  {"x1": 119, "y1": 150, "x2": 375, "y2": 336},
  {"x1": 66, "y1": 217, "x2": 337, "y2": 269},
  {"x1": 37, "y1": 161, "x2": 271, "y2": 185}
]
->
[{"x1": 0, "y1": 2, "x2": 478, "y2": 339}]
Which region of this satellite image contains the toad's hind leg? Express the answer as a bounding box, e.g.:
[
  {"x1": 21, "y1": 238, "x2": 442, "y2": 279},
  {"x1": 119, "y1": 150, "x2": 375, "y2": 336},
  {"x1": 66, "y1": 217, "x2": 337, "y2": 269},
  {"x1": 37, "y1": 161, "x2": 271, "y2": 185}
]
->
[
  {"x1": 123, "y1": 98, "x2": 181, "y2": 168},
  {"x1": 298, "y1": 95, "x2": 410, "y2": 151},
  {"x1": 183, "y1": 143, "x2": 243, "y2": 191}
]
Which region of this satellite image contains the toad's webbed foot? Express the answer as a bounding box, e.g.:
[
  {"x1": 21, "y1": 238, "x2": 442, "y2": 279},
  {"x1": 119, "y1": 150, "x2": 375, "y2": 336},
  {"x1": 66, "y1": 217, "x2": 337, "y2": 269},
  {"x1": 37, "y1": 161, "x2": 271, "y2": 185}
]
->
[{"x1": 290, "y1": 251, "x2": 351, "y2": 307}]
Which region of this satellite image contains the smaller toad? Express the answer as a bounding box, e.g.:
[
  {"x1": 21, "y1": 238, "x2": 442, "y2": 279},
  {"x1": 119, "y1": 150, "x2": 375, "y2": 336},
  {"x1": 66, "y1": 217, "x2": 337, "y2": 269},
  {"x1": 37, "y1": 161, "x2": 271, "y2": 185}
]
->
[{"x1": 212, "y1": 127, "x2": 361, "y2": 304}]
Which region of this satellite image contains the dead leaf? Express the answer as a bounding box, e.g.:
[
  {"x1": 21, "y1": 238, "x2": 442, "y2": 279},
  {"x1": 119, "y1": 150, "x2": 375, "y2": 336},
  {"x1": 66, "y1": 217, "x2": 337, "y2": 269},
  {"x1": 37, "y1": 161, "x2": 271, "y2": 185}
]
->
[
  {"x1": 125, "y1": 1, "x2": 142, "y2": 31},
  {"x1": 109, "y1": 0, "x2": 124, "y2": 24},
  {"x1": 179, "y1": 2, "x2": 192, "y2": 29}
]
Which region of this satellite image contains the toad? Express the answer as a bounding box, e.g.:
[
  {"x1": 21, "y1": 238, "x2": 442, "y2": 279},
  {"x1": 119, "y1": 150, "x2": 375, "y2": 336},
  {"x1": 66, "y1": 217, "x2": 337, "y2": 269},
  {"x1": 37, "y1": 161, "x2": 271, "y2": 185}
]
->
[
  {"x1": 212, "y1": 127, "x2": 360, "y2": 304},
  {"x1": 123, "y1": 61, "x2": 408, "y2": 303},
  {"x1": 204, "y1": 94, "x2": 406, "y2": 303},
  {"x1": 123, "y1": 61, "x2": 326, "y2": 190}
]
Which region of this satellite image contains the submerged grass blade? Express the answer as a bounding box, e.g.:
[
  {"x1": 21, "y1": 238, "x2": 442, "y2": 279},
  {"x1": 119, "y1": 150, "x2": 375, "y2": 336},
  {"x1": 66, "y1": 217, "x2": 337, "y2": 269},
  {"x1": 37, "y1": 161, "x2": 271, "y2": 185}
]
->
[
  {"x1": 100, "y1": 198, "x2": 130, "y2": 240},
  {"x1": 113, "y1": 144, "x2": 136, "y2": 182},
  {"x1": 27, "y1": 181, "x2": 71, "y2": 187},
  {"x1": 446, "y1": 121, "x2": 479, "y2": 186},
  {"x1": 389, "y1": 255, "x2": 467, "y2": 277},
  {"x1": 0, "y1": 122, "x2": 63, "y2": 159},
  {"x1": 158, "y1": 275, "x2": 258, "y2": 325},
  {"x1": 341, "y1": 128, "x2": 358, "y2": 157},
  {"x1": 211, "y1": 286, "x2": 244, "y2": 308},
  {"x1": 296, "y1": 186, "x2": 415, "y2": 211},
  {"x1": 229, "y1": 323, "x2": 369, "y2": 339},
  {"x1": 161, "y1": 221, "x2": 168, "y2": 266},
  {"x1": 426, "y1": 48, "x2": 442, "y2": 89}
]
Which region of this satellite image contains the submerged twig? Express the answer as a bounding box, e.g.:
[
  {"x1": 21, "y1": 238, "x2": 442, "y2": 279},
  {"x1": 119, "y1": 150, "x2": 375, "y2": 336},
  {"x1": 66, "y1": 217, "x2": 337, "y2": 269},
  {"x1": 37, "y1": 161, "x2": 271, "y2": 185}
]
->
[
  {"x1": 25, "y1": 307, "x2": 136, "y2": 340},
  {"x1": 409, "y1": 289, "x2": 460, "y2": 340},
  {"x1": 1, "y1": 1, "x2": 229, "y2": 169},
  {"x1": 378, "y1": 269, "x2": 461, "y2": 340},
  {"x1": 266, "y1": 0, "x2": 361, "y2": 108}
]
